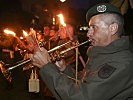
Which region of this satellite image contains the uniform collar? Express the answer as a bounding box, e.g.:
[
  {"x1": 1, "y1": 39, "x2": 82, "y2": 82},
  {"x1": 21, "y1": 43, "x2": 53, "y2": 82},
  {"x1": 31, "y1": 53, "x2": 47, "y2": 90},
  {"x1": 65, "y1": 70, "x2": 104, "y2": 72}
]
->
[{"x1": 87, "y1": 36, "x2": 129, "y2": 56}]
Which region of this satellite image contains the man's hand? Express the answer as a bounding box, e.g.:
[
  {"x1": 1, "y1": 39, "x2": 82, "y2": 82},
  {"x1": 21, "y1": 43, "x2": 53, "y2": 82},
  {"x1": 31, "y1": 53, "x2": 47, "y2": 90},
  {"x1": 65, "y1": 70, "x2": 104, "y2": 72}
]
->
[{"x1": 30, "y1": 47, "x2": 51, "y2": 68}]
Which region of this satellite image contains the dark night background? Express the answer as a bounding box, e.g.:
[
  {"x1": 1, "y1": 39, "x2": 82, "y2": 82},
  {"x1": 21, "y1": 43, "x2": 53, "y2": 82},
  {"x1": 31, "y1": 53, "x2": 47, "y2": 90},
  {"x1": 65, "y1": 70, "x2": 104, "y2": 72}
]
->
[
  {"x1": 0, "y1": 1, "x2": 132, "y2": 100},
  {"x1": 0, "y1": 0, "x2": 133, "y2": 38}
]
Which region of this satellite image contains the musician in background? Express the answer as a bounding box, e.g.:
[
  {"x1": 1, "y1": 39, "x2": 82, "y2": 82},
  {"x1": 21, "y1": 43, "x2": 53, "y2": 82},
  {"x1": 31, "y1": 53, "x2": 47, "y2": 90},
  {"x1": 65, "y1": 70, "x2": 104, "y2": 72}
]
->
[
  {"x1": 56, "y1": 24, "x2": 77, "y2": 71},
  {"x1": 0, "y1": 32, "x2": 17, "y2": 92},
  {"x1": 0, "y1": 33, "x2": 22, "y2": 64},
  {"x1": 22, "y1": 28, "x2": 56, "y2": 100},
  {"x1": 36, "y1": 30, "x2": 44, "y2": 42},
  {"x1": 43, "y1": 25, "x2": 51, "y2": 50},
  {"x1": 0, "y1": 32, "x2": 28, "y2": 100},
  {"x1": 49, "y1": 25, "x2": 60, "y2": 49}
]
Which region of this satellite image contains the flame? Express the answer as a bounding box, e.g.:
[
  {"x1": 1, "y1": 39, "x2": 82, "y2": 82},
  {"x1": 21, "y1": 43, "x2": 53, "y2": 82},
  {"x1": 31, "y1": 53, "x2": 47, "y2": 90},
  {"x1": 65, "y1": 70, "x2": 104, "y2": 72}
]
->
[
  {"x1": 23, "y1": 30, "x2": 28, "y2": 37},
  {"x1": 60, "y1": 0, "x2": 66, "y2": 2},
  {"x1": 53, "y1": 17, "x2": 55, "y2": 25},
  {"x1": 20, "y1": 36, "x2": 24, "y2": 39},
  {"x1": 3, "y1": 29, "x2": 16, "y2": 37},
  {"x1": 57, "y1": 14, "x2": 66, "y2": 26}
]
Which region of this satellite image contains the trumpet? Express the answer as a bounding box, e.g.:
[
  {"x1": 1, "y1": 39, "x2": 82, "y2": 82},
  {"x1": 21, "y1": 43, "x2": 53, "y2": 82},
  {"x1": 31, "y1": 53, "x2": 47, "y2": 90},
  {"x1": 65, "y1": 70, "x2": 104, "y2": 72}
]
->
[
  {"x1": 39, "y1": 33, "x2": 59, "y2": 47},
  {"x1": 0, "y1": 40, "x2": 89, "y2": 81}
]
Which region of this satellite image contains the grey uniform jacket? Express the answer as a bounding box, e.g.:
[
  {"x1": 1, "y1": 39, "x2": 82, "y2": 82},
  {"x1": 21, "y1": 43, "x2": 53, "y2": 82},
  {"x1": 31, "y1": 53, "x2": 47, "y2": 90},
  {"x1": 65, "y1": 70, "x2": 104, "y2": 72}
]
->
[{"x1": 40, "y1": 36, "x2": 133, "y2": 100}]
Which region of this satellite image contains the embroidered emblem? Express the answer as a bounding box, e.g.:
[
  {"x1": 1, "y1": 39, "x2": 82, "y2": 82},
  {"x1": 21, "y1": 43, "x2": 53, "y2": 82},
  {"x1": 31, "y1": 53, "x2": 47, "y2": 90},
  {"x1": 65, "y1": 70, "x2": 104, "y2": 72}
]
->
[
  {"x1": 97, "y1": 5, "x2": 107, "y2": 12},
  {"x1": 98, "y1": 64, "x2": 116, "y2": 79}
]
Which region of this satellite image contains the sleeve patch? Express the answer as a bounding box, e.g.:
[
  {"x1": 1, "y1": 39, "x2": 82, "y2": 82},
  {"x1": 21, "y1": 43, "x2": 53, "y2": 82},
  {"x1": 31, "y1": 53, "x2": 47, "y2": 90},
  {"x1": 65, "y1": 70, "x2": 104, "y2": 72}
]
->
[{"x1": 98, "y1": 64, "x2": 116, "y2": 79}]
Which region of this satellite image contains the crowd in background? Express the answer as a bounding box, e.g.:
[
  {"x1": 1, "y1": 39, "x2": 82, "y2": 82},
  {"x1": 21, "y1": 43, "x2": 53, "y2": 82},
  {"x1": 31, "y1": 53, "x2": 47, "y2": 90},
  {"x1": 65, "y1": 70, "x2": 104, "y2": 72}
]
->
[{"x1": 0, "y1": 23, "x2": 87, "y2": 100}]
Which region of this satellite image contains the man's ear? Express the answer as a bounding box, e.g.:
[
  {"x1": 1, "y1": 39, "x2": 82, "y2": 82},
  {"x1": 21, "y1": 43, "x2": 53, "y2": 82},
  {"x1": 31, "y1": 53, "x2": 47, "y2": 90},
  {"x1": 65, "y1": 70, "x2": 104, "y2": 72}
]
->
[{"x1": 109, "y1": 23, "x2": 118, "y2": 35}]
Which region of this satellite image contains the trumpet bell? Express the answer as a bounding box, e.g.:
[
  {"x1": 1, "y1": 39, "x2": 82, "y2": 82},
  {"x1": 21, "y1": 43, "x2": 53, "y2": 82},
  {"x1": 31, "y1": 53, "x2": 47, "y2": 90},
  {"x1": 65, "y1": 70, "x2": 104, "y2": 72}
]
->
[{"x1": 0, "y1": 61, "x2": 12, "y2": 82}]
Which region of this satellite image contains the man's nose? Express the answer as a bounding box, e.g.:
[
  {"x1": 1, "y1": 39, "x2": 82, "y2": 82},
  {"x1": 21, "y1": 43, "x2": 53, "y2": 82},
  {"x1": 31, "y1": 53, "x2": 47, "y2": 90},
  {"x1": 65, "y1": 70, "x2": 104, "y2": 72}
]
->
[{"x1": 87, "y1": 28, "x2": 93, "y2": 37}]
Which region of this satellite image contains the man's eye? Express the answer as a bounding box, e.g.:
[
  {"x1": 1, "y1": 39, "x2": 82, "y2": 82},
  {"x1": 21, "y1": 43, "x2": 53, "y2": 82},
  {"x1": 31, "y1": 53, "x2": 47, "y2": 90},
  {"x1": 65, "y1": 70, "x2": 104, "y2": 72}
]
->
[
  {"x1": 92, "y1": 26, "x2": 95, "y2": 29},
  {"x1": 89, "y1": 26, "x2": 94, "y2": 30},
  {"x1": 92, "y1": 26, "x2": 97, "y2": 30}
]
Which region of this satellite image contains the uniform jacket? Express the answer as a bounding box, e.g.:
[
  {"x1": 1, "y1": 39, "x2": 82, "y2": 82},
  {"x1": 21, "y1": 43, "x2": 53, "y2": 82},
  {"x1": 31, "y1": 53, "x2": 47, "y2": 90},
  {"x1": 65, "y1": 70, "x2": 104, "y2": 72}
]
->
[{"x1": 40, "y1": 36, "x2": 133, "y2": 100}]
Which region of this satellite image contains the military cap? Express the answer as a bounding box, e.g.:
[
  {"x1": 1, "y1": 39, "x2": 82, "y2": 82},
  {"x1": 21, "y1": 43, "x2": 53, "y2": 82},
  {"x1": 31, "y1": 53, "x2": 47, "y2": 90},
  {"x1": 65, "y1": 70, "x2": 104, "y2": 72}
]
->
[{"x1": 86, "y1": 3, "x2": 122, "y2": 22}]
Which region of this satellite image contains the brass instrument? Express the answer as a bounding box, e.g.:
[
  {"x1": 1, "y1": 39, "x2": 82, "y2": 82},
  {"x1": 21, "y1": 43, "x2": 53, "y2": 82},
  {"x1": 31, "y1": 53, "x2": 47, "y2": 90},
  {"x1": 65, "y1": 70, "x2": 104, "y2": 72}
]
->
[
  {"x1": 0, "y1": 40, "x2": 89, "y2": 82},
  {"x1": 39, "y1": 33, "x2": 59, "y2": 47},
  {"x1": 0, "y1": 59, "x2": 31, "y2": 82},
  {"x1": 48, "y1": 40, "x2": 72, "y2": 53},
  {"x1": 0, "y1": 61, "x2": 12, "y2": 82}
]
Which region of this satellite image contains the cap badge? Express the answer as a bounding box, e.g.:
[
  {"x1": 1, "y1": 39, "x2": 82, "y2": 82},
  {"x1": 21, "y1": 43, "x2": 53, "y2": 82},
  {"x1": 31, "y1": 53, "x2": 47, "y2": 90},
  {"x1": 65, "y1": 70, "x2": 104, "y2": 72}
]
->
[{"x1": 97, "y1": 5, "x2": 107, "y2": 12}]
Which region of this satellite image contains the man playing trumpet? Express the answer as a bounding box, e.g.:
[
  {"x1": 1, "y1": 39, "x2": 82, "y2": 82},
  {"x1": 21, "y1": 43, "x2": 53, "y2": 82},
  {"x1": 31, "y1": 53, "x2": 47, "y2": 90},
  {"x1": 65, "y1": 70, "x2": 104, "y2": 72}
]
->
[{"x1": 30, "y1": 3, "x2": 133, "y2": 100}]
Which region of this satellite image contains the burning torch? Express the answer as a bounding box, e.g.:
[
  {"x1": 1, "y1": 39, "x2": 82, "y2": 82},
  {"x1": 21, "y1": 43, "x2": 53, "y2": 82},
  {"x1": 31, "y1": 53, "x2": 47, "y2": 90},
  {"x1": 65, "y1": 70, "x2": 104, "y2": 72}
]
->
[
  {"x1": 3, "y1": 29, "x2": 27, "y2": 49},
  {"x1": 57, "y1": 13, "x2": 86, "y2": 68}
]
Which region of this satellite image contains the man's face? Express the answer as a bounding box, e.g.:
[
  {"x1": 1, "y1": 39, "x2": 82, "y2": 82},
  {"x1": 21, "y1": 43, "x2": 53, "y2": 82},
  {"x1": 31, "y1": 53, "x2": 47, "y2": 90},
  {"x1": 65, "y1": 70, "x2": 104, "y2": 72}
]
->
[
  {"x1": 50, "y1": 30, "x2": 55, "y2": 37},
  {"x1": 44, "y1": 26, "x2": 50, "y2": 36},
  {"x1": 87, "y1": 14, "x2": 111, "y2": 47}
]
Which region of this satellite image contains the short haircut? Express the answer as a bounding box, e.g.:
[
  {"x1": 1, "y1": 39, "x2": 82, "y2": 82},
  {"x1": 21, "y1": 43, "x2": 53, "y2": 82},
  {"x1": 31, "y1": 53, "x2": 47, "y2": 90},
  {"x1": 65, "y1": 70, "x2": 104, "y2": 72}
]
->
[{"x1": 100, "y1": 13, "x2": 124, "y2": 36}]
